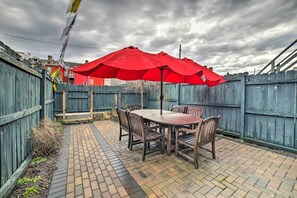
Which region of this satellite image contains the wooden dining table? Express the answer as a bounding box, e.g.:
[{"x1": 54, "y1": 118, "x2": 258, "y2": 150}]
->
[{"x1": 132, "y1": 109, "x2": 201, "y2": 155}]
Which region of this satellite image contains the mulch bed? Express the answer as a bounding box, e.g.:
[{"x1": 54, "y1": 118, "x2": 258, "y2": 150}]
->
[
  {"x1": 9, "y1": 121, "x2": 64, "y2": 198},
  {"x1": 9, "y1": 154, "x2": 60, "y2": 198}
]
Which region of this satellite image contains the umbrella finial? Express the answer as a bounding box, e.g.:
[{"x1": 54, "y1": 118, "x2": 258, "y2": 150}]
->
[{"x1": 126, "y1": 46, "x2": 138, "y2": 49}]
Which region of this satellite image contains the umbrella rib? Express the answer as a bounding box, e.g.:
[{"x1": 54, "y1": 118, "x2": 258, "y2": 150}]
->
[{"x1": 115, "y1": 67, "x2": 122, "y2": 79}]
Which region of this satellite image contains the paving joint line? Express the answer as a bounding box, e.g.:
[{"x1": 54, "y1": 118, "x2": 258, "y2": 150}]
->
[
  {"x1": 89, "y1": 122, "x2": 147, "y2": 197},
  {"x1": 48, "y1": 126, "x2": 70, "y2": 198}
]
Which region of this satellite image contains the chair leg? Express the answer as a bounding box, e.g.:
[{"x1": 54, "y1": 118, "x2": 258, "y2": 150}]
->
[
  {"x1": 175, "y1": 138, "x2": 178, "y2": 156},
  {"x1": 172, "y1": 127, "x2": 176, "y2": 138},
  {"x1": 142, "y1": 142, "x2": 147, "y2": 161},
  {"x1": 194, "y1": 148, "x2": 198, "y2": 169},
  {"x1": 175, "y1": 130, "x2": 179, "y2": 156},
  {"x1": 161, "y1": 136, "x2": 165, "y2": 154},
  {"x1": 119, "y1": 128, "x2": 122, "y2": 141},
  {"x1": 130, "y1": 135, "x2": 134, "y2": 150},
  {"x1": 127, "y1": 133, "x2": 131, "y2": 148},
  {"x1": 148, "y1": 142, "x2": 150, "y2": 150},
  {"x1": 212, "y1": 141, "x2": 216, "y2": 159}
]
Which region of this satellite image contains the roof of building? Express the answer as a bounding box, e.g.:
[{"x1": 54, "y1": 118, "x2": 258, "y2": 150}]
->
[{"x1": 40, "y1": 59, "x2": 83, "y2": 68}]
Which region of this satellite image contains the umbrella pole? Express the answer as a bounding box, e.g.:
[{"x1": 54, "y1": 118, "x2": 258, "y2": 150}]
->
[{"x1": 160, "y1": 67, "x2": 164, "y2": 115}]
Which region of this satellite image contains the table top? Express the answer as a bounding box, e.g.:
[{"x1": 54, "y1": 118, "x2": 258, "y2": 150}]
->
[{"x1": 132, "y1": 109, "x2": 201, "y2": 126}]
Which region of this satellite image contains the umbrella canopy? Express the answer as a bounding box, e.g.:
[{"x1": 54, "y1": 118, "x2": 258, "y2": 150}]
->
[
  {"x1": 181, "y1": 57, "x2": 226, "y2": 86},
  {"x1": 72, "y1": 46, "x2": 225, "y2": 114},
  {"x1": 72, "y1": 46, "x2": 164, "y2": 80},
  {"x1": 152, "y1": 52, "x2": 225, "y2": 86}
]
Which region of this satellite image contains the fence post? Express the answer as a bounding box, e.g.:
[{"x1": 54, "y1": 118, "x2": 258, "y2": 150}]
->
[
  {"x1": 240, "y1": 75, "x2": 246, "y2": 139},
  {"x1": 40, "y1": 70, "x2": 46, "y2": 119},
  {"x1": 176, "y1": 84, "x2": 181, "y2": 105},
  {"x1": 62, "y1": 90, "x2": 66, "y2": 119},
  {"x1": 90, "y1": 89, "x2": 93, "y2": 119},
  {"x1": 118, "y1": 89, "x2": 122, "y2": 109},
  {"x1": 141, "y1": 82, "x2": 144, "y2": 109}
]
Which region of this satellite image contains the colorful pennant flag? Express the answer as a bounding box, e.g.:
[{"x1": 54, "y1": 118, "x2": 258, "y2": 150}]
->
[
  {"x1": 51, "y1": 67, "x2": 61, "y2": 92},
  {"x1": 59, "y1": 0, "x2": 82, "y2": 67},
  {"x1": 66, "y1": 0, "x2": 81, "y2": 14},
  {"x1": 51, "y1": 68, "x2": 57, "y2": 79},
  {"x1": 60, "y1": 35, "x2": 70, "y2": 60},
  {"x1": 60, "y1": 14, "x2": 77, "y2": 40},
  {"x1": 53, "y1": 81, "x2": 57, "y2": 92}
]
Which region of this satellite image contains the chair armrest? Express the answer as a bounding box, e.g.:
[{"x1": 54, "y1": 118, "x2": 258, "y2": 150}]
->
[
  {"x1": 176, "y1": 127, "x2": 196, "y2": 134},
  {"x1": 145, "y1": 125, "x2": 163, "y2": 133},
  {"x1": 145, "y1": 125, "x2": 160, "y2": 130}
]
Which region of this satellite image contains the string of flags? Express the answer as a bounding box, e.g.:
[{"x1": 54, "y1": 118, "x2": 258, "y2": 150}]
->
[
  {"x1": 53, "y1": 0, "x2": 81, "y2": 91},
  {"x1": 59, "y1": 0, "x2": 81, "y2": 65}
]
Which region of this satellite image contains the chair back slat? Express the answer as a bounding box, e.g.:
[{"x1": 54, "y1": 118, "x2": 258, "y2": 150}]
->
[
  {"x1": 186, "y1": 107, "x2": 204, "y2": 118},
  {"x1": 129, "y1": 113, "x2": 146, "y2": 141},
  {"x1": 117, "y1": 109, "x2": 129, "y2": 130},
  {"x1": 171, "y1": 105, "x2": 187, "y2": 113},
  {"x1": 128, "y1": 104, "x2": 142, "y2": 111}
]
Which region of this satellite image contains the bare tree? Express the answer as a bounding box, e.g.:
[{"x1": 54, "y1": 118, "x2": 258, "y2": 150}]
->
[{"x1": 124, "y1": 80, "x2": 163, "y2": 108}]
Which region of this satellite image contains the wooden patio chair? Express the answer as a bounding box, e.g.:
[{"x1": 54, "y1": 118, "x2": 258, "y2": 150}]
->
[
  {"x1": 116, "y1": 109, "x2": 131, "y2": 148},
  {"x1": 127, "y1": 104, "x2": 142, "y2": 112},
  {"x1": 171, "y1": 105, "x2": 187, "y2": 113},
  {"x1": 128, "y1": 113, "x2": 165, "y2": 161},
  {"x1": 116, "y1": 109, "x2": 142, "y2": 148},
  {"x1": 186, "y1": 107, "x2": 204, "y2": 118},
  {"x1": 170, "y1": 105, "x2": 188, "y2": 138},
  {"x1": 175, "y1": 115, "x2": 221, "y2": 169},
  {"x1": 185, "y1": 107, "x2": 204, "y2": 129}
]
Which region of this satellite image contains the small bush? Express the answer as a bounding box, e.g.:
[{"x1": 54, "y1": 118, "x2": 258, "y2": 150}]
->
[{"x1": 31, "y1": 118, "x2": 62, "y2": 156}]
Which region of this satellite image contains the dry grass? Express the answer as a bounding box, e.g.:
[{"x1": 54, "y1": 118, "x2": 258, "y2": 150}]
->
[{"x1": 30, "y1": 118, "x2": 62, "y2": 157}]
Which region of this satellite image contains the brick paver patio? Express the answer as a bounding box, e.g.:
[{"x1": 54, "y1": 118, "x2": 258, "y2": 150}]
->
[{"x1": 49, "y1": 120, "x2": 297, "y2": 198}]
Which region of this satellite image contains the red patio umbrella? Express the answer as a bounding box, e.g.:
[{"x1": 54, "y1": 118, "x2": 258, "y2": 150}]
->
[
  {"x1": 72, "y1": 46, "x2": 225, "y2": 114},
  {"x1": 181, "y1": 57, "x2": 226, "y2": 86},
  {"x1": 152, "y1": 52, "x2": 225, "y2": 86},
  {"x1": 72, "y1": 46, "x2": 164, "y2": 80}
]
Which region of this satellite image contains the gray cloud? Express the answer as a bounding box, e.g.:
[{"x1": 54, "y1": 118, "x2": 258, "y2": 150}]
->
[{"x1": 0, "y1": 0, "x2": 296, "y2": 75}]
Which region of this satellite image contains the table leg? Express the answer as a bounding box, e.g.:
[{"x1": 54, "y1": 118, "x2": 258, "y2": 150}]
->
[{"x1": 167, "y1": 126, "x2": 172, "y2": 155}]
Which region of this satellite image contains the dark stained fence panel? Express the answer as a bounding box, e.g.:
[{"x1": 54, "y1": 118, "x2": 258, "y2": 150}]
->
[
  {"x1": 147, "y1": 86, "x2": 160, "y2": 110},
  {"x1": 93, "y1": 86, "x2": 117, "y2": 111},
  {"x1": 0, "y1": 46, "x2": 53, "y2": 197},
  {"x1": 179, "y1": 79, "x2": 242, "y2": 136},
  {"x1": 67, "y1": 84, "x2": 90, "y2": 112},
  {"x1": 54, "y1": 84, "x2": 149, "y2": 113},
  {"x1": 245, "y1": 71, "x2": 297, "y2": 150},
  {"x1": 147, "y1": 71, "x2": 297, "y2": 152}
]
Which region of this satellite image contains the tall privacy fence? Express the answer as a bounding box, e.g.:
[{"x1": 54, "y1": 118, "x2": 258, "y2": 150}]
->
[
  {"x1": 0, "y1": 43, "x2": 54, "y2": 197},
  {"x1": 54, "y1": 71, "x2": 297, "y2": 153},
  {"x1": 149, "y1": 71, "x2": 297, "y2": 153},
  {"x1": 54, "y1": 84, "x2": 148, "y2": 114}
]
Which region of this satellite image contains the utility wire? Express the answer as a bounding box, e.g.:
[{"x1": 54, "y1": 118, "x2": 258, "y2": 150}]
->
[
  {"x1": 0, "y1": 32, "x2": 193, "y2": 57},
  {"x1": 0, "y1": 32, "x2": 99, "y2": 49}
]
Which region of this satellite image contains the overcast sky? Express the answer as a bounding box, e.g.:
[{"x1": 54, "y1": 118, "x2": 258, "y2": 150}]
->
[{"x1": 0, "y1": 0, "x2": 296, "y2": 74}]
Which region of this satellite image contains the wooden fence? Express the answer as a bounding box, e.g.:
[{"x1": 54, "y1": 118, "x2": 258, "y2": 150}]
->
[
  {"x1": 54, "y1": 84, "x2": 148, "y2": 114},
  {"x1": 55, "y1": 71, "x2": 297, "y2": 153},
  {"x1": 148, "y1": 71, "x2": 297, "y2": 153},
  {"x1": 0, "y1": 43, "x2": 54, "y2": 197}
]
